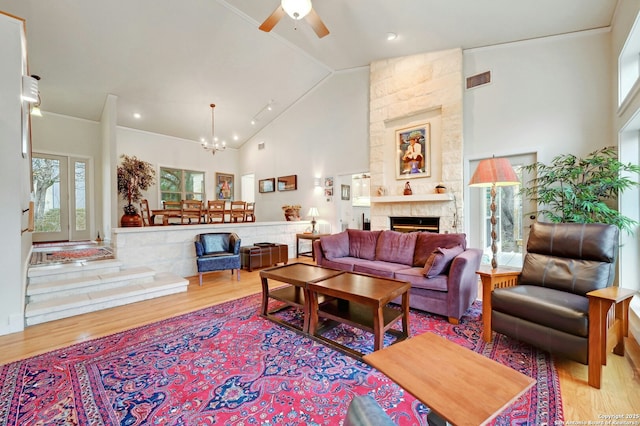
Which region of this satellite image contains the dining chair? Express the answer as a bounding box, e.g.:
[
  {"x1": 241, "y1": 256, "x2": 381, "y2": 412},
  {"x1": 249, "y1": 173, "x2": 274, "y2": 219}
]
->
[
  {"x1": 230, "y1": 201, "x2": 247, "y2": 222},
  {"x1": 207, "y1": 200, "x2": 226, "y2": 223},
  {"x1": 181, "y1": 199, "x2": 204, "y2": 224},
  {"x1": 139, "y1": 199, "x2": 156, "y2": 226},
  {"x1": 163, "y1": 200, "x2": 181, "y2": 210}
]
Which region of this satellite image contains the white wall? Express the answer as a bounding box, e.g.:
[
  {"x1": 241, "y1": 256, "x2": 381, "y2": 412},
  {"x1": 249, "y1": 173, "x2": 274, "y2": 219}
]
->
[
  {"x1": 463, "y1": 29, "x2": 611, "y2": 163},
  {"x1": 117, "y1": 127, "x2": 240, "y2": 210},
  {"x1": 31, "y1": 112, "x2": 102, "y2": 237},
  {"x1": 238, "y1": 68, "x2": 370, "y2": 230},
  {"x1": 0, "y1": 13, "x2": 33, "y2": 335},
  {"x1": 462, "y1": 30, "x2": 612, "y2": 237}
]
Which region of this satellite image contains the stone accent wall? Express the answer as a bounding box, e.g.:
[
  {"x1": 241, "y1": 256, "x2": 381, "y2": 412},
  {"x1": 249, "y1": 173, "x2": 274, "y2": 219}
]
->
[
  {"x1": 112, "y1": 221, "x2": 323, "y2": 277},
  {"x1": 369, "y1": 48, "x2": 464, "y2": 233}
]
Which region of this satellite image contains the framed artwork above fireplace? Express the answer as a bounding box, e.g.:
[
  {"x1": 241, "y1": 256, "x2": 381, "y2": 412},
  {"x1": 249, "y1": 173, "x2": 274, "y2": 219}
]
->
[{"x1": 395, "y1": 123, "x2": 430, "y2": 179}]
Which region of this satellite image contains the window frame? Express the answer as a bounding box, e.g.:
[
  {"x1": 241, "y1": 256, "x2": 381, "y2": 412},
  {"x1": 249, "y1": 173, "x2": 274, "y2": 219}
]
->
[{"x1": 159, "y1": 167, "x2": 205, "y2": 202}]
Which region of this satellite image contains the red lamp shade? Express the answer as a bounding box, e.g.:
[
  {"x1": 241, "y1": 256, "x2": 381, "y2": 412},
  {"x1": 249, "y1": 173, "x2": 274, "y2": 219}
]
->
[{"x1": 469, "y1": 157, "x2": 519, "y2": 187}]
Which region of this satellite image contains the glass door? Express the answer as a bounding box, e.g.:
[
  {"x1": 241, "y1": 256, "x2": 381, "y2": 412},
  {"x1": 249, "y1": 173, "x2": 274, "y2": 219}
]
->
[
  {"x1": 32, "y1": 154, "x2": 90, "y2": 242},
  {"x1": 469, "y1": 153, "x2": 536, "y2": 268}
]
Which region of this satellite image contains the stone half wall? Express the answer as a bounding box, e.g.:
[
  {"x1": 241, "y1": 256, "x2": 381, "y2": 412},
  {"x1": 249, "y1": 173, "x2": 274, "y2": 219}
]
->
[{"x1": 369, "y1": 48, "x2": 464, "y2": 233}]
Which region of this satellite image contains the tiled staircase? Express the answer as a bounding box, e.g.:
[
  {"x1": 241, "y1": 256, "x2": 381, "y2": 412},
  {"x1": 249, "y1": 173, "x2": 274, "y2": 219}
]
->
[{"x1": 26, "y1": 258, "x2": 189, "y2": 326}]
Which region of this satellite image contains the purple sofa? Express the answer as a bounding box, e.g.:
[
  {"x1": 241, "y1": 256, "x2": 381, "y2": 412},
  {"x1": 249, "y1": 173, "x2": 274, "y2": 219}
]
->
[{"x1": 313, "y1": 229, "x2": 482, "y2": 324}]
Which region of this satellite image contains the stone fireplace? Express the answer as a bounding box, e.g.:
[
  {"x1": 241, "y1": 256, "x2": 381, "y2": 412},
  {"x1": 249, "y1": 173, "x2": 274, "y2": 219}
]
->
[
  {"x1": 390, "y1": 216, "x2": 439, "y2": 233},
  {"x1": 369, "y1": 48, "x2": 464, "y2": 234}
]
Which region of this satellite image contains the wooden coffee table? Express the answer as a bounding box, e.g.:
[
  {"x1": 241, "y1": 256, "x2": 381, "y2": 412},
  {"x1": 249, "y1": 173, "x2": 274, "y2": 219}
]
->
[
  {"x1": 259, "y1": 263, "x2": 344, "y2": 333},
  {"x1": 307, "y1": 272, "x2": 410, "y2": 358},
  {"x1": 364, "y1": 332, "x2": 535, "y2": 426}
]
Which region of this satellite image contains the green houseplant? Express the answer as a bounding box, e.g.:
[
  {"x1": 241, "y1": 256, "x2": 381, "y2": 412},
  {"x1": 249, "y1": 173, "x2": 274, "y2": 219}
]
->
[
  {"x1": 520, "y1": 147, "x2": 640, "y2": 234},
  {"x1": 117, "y1": 154, "x2": 156, "y2": 226}
]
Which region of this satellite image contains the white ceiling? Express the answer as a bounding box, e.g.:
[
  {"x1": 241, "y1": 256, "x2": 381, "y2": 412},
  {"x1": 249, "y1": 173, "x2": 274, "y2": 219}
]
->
[{"x1": 3, "y1": 0, "x2": 617, "y2": 149}]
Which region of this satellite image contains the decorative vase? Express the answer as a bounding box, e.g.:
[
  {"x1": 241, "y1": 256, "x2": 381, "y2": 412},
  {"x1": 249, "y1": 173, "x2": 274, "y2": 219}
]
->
[{"x1": 120, "y1": 213, "x2": 142, "y2": 227}]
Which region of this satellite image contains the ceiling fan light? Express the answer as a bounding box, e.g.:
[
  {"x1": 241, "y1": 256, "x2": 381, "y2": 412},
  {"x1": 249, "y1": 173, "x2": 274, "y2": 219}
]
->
[{"x1": 281, "y1": 0, "x2": 312, "y2": 20}]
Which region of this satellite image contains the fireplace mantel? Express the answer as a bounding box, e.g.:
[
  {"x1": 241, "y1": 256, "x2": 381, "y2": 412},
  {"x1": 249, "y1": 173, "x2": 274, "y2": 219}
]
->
[{"x1": 371, "y1": 194, "x2": 453, "y2": 203}]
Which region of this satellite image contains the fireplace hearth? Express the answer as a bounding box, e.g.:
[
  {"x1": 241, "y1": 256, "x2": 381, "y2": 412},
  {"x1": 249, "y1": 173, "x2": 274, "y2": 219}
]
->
[{"x1": 390, "y1": 216, "x2": 439, "y2": 233}]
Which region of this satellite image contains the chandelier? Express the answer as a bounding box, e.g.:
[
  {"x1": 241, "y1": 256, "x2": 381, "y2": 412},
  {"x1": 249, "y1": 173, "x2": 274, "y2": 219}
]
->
[{"x1": 202, "y1": 103, "x2": 225, "y2": 155}]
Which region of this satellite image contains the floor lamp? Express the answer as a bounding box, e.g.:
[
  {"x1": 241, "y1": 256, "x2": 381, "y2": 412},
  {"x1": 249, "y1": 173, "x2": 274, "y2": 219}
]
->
[{"x1": 469, "y1": 157, "x2": 520, "y2": 270}]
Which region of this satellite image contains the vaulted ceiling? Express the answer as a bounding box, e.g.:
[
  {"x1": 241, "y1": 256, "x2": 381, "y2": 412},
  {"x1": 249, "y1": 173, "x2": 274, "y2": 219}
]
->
[{"x1": 3, "y1": 0, "x2": 617, "y2": 148}]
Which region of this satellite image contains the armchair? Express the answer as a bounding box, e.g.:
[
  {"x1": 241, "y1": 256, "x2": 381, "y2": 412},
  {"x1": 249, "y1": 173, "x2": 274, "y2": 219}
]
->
[
  {"x1": 490, "y1": 222, "x2": 624, "y2": 388},
  {"x1": 194, "y1": 232, "x2": 241, "y2": 285}
]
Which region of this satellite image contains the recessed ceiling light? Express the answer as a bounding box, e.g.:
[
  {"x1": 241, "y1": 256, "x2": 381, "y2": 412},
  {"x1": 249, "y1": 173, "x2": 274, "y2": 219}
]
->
[
  {"x1": 386, "y1": 32, "x2": 397, "y2": 41},
  {"x1": 233, "y1": 135, "x2": 239, "y2": 141},
  {"x1": 133, "y1": 112, "x2": 142, "y2": 119}
]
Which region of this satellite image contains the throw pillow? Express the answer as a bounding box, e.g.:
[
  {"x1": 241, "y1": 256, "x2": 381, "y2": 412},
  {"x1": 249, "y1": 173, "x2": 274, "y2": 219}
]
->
[
  {"x1": 423, "y1": 245, "x2": 464, "y2": 278},
  {"x1": 320, "y1": 231, "x2": 349, "y2": 260}
]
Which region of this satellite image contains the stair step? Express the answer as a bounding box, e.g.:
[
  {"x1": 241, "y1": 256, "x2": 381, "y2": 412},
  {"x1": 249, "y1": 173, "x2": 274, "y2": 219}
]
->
[
  {"x1": 27, "y1": 267, "x2": 156, "y2": 302},
  {"x1": 25, "y1": 272, "x2": 188, "y2": 326},
  {"x1": 27, "y1": 259, "x2": 123, "y2": 284}
]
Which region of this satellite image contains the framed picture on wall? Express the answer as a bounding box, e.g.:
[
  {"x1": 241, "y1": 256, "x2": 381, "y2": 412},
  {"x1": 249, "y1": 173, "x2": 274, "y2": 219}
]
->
[
  {"x1": 259, "y1": 178, "x2": 275, "y2": 193},
  {"x1": 341, "y1": 184, "x2": 350, "y2": 200},
  {"x1": 277, "y1": 175, "x2": 297, "y2": 191},
  {"x1": 395, "y1": 123, "x2": 431, "y2": 179},
  {"x1": 216, "y1": 173, "x2": 234, "y2": 200},
  {"x1": 324, "y1": 177, "x2": 334, "y2": 188}
]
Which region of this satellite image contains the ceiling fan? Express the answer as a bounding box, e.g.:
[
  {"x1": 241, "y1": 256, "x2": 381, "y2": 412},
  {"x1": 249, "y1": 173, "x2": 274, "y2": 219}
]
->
[{"x1": 259, "y1": 0, "x2": 329, "y2": 38}]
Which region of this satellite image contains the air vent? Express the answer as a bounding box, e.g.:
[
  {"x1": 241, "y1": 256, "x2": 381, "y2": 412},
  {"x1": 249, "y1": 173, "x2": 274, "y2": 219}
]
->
[{"x1": 466, "y1": 71, "x2": 491, "y2": 89}]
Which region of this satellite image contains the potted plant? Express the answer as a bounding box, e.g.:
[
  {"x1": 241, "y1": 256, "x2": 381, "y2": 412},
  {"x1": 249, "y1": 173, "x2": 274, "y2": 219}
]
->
[
  {"x1": 520, "y1": 147, "x2": 640, "y2": 234},
  {"x1": 117, "y1": 154, "x2": 156, "y2": 227}
]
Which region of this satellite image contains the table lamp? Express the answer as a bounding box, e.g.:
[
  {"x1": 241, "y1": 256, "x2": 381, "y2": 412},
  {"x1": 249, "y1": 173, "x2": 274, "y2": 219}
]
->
[
  {"x1": 307, "y1": 207, "x2": 319, "y2": 234},
  {"x1": 469, "y1": 157, "x2": 519, "y2": 269}
]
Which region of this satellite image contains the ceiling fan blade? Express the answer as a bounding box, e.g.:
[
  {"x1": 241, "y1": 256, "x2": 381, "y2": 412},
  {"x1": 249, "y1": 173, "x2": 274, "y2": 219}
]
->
[
  {"x1": 305, "y1": 8, "x2": 329, "y2": 38},
  {"x1": 259, "y1": 6, "x2": 285, "y2": 32}
]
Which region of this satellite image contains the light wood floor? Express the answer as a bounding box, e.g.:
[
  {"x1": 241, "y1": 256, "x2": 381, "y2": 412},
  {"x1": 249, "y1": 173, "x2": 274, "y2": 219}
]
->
[{"x1": 1, "y1": 257, "x2": 638, "y2": 422}]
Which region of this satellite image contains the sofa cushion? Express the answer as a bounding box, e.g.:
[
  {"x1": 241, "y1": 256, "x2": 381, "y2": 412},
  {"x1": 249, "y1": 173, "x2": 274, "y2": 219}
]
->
[
  {"x1": 394, "y1": 267, "x2": 449, "y2": 291},
  {"x1": 423, "y1": 245, "x2": 464, "y2": 278},
  {"x1": 492, "y1": 285, "x2": 589, "y2": 337},
  {"x1": 201, "y1": 233, "x2": 230, "y2": 254},
  {"x1": 347, "y1": 229, "x2": 381, "y2": 260},
  {"x1": 413, "y1": 232, "x2": 467, "y2": 267},
  {"x1": 353, "y1": 260, "x2": 408, "y2": 278},
  {"x1": 320, "y1": 231, "x2": 349, "y2": 259},
  {"x1": 375, "y1": 231, "x2": 418, "y2": 265}
]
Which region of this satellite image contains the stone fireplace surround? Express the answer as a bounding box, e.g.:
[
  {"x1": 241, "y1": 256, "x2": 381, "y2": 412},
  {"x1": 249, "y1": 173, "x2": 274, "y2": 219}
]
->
[
  {"x1": 369, "y1": 48, "x2": 463, "y2": 234},
  {"x1": 390, "y1": 216, "x2": 439, "y2": 233}
]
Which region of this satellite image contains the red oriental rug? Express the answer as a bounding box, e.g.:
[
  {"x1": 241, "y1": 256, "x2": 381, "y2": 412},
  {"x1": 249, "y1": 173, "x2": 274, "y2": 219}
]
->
[
  {"x1": 30, "y1": 245, "x2": 114, "y2": 266},
  {"x1": 0, "y1": 296, "x2": 563, "y2": 425}
]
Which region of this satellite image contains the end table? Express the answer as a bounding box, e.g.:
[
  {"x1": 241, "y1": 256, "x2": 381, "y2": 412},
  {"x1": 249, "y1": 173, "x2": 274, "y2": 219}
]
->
[
  {"x1": 476, "y1": 265, "x2": 521, "y2": 342},
  {"x1": 296, "y1": 233, "x2": 328, "y2": 261}
]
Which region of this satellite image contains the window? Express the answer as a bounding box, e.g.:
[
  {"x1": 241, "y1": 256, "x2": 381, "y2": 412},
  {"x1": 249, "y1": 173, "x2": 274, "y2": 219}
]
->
[
  {"x1": 619, "y1": 12, "x2": 640, "y2": 107},
  {"x1": 469, "y1": 153, "x2": 536, "y2": 268},
  {"x1": 160, "y1": 167, "x2": 205, "y2": 202}
]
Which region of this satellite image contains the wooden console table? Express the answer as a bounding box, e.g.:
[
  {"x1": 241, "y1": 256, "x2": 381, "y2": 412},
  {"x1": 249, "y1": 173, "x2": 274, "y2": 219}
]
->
[{"x1": 364, "y1": 332, "x2": 535, "y2": 426}]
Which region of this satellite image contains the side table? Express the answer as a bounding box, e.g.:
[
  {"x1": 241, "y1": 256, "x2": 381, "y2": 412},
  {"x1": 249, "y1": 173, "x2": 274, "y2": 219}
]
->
[
  {"x1": 586, "y1": 286, "x2": 636, "y2": 388},
  {"x1": 296, "y1": 233, "x2": 328, "y2": 261},
  {"x1": 476, "y1": 265, "x2": 521, "y2": 343}
]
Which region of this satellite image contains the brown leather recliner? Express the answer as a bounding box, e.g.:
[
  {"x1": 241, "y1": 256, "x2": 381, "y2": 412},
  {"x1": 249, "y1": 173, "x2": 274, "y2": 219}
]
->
[{"x1": 491, "y1": 222, "x2": 618, "y2": 378}]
